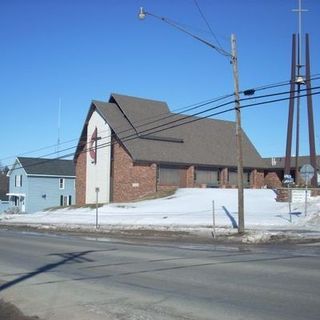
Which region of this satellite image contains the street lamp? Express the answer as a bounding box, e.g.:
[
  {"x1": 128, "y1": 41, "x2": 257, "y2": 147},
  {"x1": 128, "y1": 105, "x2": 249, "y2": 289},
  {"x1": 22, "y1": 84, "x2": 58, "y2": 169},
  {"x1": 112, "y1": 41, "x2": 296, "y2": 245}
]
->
[
  {"x1": 138, "y1": 7, "x2": 245, "y2": 233},
  {"x1": 138, "y1": 7, "x2": 146, "y2": 20}
]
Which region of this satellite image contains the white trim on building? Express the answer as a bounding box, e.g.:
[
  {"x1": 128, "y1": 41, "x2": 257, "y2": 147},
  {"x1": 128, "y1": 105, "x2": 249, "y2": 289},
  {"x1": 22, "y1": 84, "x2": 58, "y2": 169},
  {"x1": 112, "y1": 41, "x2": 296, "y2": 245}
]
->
[{"x1": 85, "y1": 110, "x2": 112, "y2": 204}]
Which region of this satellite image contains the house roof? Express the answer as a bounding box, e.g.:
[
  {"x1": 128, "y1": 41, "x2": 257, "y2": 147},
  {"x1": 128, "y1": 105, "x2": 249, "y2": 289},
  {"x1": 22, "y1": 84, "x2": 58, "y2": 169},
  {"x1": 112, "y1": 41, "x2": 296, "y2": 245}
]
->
[
  {"x1": 76, "y1": 93, "x2": 266, "y2": 169},
  {"x1": 264, "y1": 156, "x2": 320, "y2": 170},
  {"x1": 15, "y1": 157, "x2": 75, "y2": 177}
]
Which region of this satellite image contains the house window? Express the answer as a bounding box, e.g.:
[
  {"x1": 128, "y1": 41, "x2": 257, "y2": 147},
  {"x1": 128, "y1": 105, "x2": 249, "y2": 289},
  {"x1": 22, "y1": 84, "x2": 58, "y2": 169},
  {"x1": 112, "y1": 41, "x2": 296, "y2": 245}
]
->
[
  {"x1": 60, "y1": 195, "x2": 68, "y2": 206},
  {"x1": 59, "y1": 178, "x2": 65, "y2": 189},
  {"x1": 68, "y1": 195, "x2": 72, "y2": 206},
  {"x1": 15, "y1": 175, "x2": 22, "y2": 187},
  {"x1": 14, "y1": 196, "x2": 19, "y2": 206},
  {"x1": 243, "y1": 171, "x2": 251, "y2": 187},
  {"x1": 158, "y1": 166, "x2": 183, "y2": 186},
  {"x1": 227, "y1": 170, "x2": 250, "y2": 186},
  {"x1": 228, "y1": 169, "x2": 238, "y2": 185},
  {"x1": 196, "y1": 167, "x2": 219, "y2": 186}
]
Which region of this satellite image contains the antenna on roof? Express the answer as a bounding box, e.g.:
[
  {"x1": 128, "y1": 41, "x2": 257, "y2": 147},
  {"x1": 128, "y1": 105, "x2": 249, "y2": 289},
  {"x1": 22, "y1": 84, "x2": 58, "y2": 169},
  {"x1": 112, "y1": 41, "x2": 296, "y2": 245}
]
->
[{"x1": 57, "y1": 97, "x2": 61, "y2": 156}]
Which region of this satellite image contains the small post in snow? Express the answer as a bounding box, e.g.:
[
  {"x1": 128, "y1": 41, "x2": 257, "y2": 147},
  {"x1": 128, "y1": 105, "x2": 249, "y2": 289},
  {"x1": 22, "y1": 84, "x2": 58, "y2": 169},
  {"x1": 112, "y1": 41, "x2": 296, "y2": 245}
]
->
[
  {"x1": 95, "y1": 187, "x2": 100, "y2": 229},
  {"x1": 283, "y1": 174, "x2": 293, "y2": 221},
  {"x1": 212, "y1": 200, "x2": 216, "y2": 238},
  {"x1": 304, "y1": 184, "x2": 308, "y2": 217},
  {"x1": 300, "y1": 164, "x2": 314, "y2": 216},
  {"x1": 288, "y1": 184, "x2": 292, "y2": 222}
]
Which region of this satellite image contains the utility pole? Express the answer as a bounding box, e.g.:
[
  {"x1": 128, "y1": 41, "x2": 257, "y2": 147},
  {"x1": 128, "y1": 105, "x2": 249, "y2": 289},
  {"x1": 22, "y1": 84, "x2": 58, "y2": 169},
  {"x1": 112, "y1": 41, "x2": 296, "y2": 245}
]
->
[
  {"x1": 138, "y1": 8, "x2": 246, "y2": 234},
  {"x1": 231, "y1": 34, "x2": 244, "y2": 233}
]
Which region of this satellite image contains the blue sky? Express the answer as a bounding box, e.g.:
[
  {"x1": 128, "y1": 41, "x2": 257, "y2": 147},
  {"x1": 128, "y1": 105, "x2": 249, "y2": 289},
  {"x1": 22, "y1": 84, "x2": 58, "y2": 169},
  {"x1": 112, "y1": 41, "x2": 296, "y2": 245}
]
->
[{"x1": 1, "y1": 0, "x2": 320, "y2": 167}]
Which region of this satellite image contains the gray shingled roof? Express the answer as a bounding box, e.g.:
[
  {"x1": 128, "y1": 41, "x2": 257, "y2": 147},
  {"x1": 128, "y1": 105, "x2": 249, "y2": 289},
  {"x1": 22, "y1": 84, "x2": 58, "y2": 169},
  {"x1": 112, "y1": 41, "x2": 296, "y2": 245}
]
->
[
  {"x1": 264, "y1": 156, "x2": 320, "y2": 170},
  {"x1": 17, "y1": 157, "x2": 75, "y2": 176},
  {"x1": 86, "y1": 93, "x2": 266, "y2": 169}
]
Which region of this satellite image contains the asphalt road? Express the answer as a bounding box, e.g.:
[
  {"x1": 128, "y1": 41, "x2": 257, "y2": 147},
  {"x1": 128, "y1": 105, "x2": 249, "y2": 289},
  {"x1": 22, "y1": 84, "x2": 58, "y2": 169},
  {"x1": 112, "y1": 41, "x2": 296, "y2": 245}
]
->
[{"x1": 0, "y1": 229, "x2": 319, "y2": 320}]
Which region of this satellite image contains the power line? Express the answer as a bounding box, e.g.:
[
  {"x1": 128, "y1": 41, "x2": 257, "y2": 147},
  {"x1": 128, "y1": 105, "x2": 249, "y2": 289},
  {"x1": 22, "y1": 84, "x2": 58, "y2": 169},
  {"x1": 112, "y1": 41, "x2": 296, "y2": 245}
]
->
[
  {"x1": 193, "y1": 0, "x2": 226, "y2": 55},
  {"x1": 78, "y1": 83, "x2": 320, "y2": 153},
  {"x1": 241, "y1": 84, "x2": 320, "y2": 102},
  {"x1": 12, "y1": 79, "x2": 299, "y2": 165},
  {"x1": 8, "y1": 84, "x2": 320, "y2": 170},
  {"x1": 8, "y1": 87, "x2": 320, "y2": 172},
  {"x1": 0, "y1": 93, "x2": 234, "y2": 164},
  {"x1": 241, "y1": 90, "x2": 320, "y2": 110},
  {"x1": 112, "y1": 89, "x2": 320, "y2": 147},
  {"x1": 3, "y1": 73, "x2": 319, "y2": 165},
  {"x1": 69, "y1": 88, "x2": 320, "y2": 166},
  {"x1": 241, "y1": 74, "x2": 320, "y2": 94},
  {"x1": 0, "y1": 137, "x2": 79, "y2": 163},
  {"x1": 6, "y1": 97, "x2": 236, "y2": 171}
]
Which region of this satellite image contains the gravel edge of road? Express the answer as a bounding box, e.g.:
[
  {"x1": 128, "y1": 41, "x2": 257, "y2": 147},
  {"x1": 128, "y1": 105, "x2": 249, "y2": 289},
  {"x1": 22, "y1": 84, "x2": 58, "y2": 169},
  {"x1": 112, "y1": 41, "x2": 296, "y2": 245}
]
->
[
  {"x1": 0, "y1": 299, "x2": 42, "y2": 320},
  {"x1": 1, "y1": 223, "x2": 320, "y2": 245}
]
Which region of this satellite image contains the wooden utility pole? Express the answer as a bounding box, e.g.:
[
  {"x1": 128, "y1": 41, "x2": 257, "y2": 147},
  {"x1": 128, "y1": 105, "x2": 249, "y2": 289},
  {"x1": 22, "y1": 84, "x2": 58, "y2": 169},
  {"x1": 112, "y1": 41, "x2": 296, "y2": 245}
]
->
[
  {"x1": 139, "y1": 9, "x2": 246, "y2": 234},
  {"x1": 231, "y1": 34, "x2": 244, "y2": 234}
]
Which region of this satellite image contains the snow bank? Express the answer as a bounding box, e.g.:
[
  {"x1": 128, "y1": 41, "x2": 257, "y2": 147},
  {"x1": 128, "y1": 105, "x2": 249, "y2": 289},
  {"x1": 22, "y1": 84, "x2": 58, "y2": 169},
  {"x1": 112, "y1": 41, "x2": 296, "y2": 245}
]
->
[{"x1": 1, "y1": 189, "x2": 319, "y2": 234}]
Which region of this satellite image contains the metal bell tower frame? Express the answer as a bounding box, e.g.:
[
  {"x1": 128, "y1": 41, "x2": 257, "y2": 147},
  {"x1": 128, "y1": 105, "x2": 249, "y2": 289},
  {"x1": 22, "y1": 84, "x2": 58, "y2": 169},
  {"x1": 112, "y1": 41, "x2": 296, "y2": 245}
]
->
[{"x1": 284, "y1": 0, "x2": 317, "y2": 187}]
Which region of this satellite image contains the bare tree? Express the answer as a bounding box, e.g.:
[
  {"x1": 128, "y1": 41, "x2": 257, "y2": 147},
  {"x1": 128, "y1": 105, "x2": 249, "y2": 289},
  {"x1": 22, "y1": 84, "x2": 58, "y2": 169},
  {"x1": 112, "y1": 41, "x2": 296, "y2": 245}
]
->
[{"x1": 0, "y1": 162, "x2": 9, "y2": 200}]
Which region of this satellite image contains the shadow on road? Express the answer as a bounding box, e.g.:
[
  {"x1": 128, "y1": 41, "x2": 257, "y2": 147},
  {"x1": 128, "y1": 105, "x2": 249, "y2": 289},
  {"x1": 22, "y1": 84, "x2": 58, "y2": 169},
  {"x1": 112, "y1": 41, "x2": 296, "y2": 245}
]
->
[
  {"x1": 33, "y1": 252, "x2": 307, "y2": 288},
  {"x1": 0, "y1": 249, "x2": 116, "y2": 292}
]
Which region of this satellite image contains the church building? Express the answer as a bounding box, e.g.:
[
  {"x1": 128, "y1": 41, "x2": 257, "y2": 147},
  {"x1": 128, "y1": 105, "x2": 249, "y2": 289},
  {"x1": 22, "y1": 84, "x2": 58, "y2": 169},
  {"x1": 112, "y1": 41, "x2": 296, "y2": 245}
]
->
[{"x1": 74, "y1": 93, "x2": 267, "y2": 204}]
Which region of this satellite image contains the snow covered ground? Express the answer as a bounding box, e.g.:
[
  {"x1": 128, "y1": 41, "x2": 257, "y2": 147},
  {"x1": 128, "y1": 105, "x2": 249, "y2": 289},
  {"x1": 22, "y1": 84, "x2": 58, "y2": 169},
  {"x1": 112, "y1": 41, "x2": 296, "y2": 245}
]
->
[{"x1": 1, "y1": 189, "x2": 320, "y2": 242}]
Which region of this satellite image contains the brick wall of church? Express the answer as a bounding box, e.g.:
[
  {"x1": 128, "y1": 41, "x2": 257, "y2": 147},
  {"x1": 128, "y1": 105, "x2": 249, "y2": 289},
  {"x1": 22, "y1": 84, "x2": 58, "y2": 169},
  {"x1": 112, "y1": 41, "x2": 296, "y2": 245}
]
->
[
  {"x1": 111, "y1": 142, "x2": 157, "y2": 202},
  {"x1": 75, "y1": 148, "x2": 87, "y2": 205}
]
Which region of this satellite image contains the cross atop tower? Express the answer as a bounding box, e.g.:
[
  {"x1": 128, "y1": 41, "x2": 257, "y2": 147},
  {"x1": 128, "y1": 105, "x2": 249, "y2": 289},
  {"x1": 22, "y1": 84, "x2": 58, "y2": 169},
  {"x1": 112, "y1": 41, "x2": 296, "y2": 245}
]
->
[
  {"x1": 292, "y1": 0, "x2": 308, "y2": 27},
  {"x1": 292, "y1": 0, "x2": 309, "y2": 57},
  {"x1": 292, "y1": 0, "x2": 308, "y2": 67}
]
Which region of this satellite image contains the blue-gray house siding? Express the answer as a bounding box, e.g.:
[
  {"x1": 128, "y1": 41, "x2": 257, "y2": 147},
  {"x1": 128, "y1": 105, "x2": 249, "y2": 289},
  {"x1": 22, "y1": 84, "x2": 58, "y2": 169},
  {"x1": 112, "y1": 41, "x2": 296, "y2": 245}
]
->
[
  {"x1": 26, "y1": 176, "x2": 75, "y2": 213},
  {"x1": 7, "y1": 157, "x2": 75, "y2": 213},
  {"x1": 0, "y1": 201, "x2": 10, "y2": 213},
  {"x1": 8, "y1": 165, "x2": 28, "y2": 212}
]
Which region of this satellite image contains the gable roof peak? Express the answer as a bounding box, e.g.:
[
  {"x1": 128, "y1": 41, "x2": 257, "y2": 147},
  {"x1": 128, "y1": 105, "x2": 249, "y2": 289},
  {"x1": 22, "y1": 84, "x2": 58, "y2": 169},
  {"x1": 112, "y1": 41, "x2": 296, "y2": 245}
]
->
[{"x1": 109, "y1": 92, "x2": 167, "y2": 105}]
